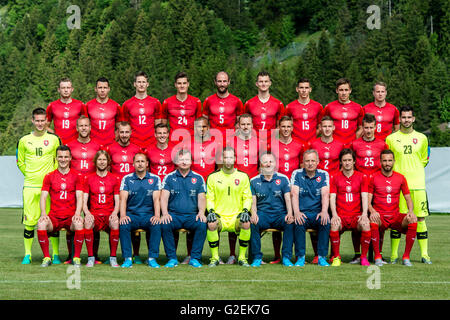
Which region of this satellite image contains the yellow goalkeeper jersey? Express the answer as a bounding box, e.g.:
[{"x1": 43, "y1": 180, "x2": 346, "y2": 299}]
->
[
  {"x1": 206, "y1": 168, "x2": 252, "y2": 217},
  {"x1": 16, "y1": 131, "x2": 60, "y2": 188},
  {"x1": 386, "y1": 129, "x2": 429, "y2": 190}
]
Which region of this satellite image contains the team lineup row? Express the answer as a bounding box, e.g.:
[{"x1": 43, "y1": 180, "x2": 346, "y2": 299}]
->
[{"x1": 17, "y1": 70, "x2": 432, "y2": 268}]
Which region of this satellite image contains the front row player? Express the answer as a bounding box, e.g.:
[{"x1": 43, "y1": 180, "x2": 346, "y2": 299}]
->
[
  {"x1": 329, "y1": 149, "x2": 371, "y2": 267},
  {"x1": 206, "y1": 147, "x2": 253, "y2": 267},
  {"x1": 368, "y1": 149, "x2": 417, "y2": 267},
  {"x1": 82, "y1": 150, "x2": 121, "y2": 267},
  {"x1": 37, "y1": 145, "x2": 84, "y2": 267}
]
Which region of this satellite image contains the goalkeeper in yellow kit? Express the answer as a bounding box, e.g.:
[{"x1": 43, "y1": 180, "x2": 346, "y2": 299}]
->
[
  {"x1": 206, "y1": 146, "x2": 253, "y2": 267},
  {"x1": 386, "y1": 106, "x2": 431, "y2": 264}
]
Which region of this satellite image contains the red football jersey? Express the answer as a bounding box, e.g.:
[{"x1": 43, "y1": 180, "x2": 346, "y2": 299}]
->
[
  {"x1": 308, "y1": 138, "x2": 344, "y2": 177},
  {"x1": 202, "y1": 93, "x2": 244, "y2": 136},
  {"x1": 189, "y1": 138, "x2": 222, "y2": 182},
  {"x1": 244, "y1": 95, "x2": 284, "y2": 139},
  {"x1": 363, "y1": 102, "x2": 400, "y2": 141},
  {"x1": 226, "y1": 135, "x2": 263, "y2": 178},
  {"x1": 321, "y1": 100, "x2": 364, "y2": 146},
  {"x1": 106, "y1": 141, "x2": 142, "y2": 179},
  {"x1": 85, "y1": 98, "x2": 121, "y2": 147},
  {"x1": 161, "y1": 95, "x2": 202, "y2": 137},
  {"x1": 83, "y1": 172, "x2": 120, "y2": 216},
  {"x1": 270, "y1": 138, "x2": 304, "y2": 179},
  {"x1": 46, "y1": 99, "x2": 87, "y2": 145},
  {"x1": 42, "y1": 169, "x2": 83, "y2": 217},
  {"x1": 369, "y1": 171, "x2": 410, "y2": 216},
  {"x1": 330, "y1": 171, "x2": 368, "y2": 216},
  {"x1": 121, "y1": 95, "x2": 163, "y2": 148},
  {"x1": 351, "y1": 137, "x2": 388, "y2": 176},
  {"x1": 66, "y1": 139, "x2": 101, "y2": 176},
  {"x1": 284, "y1": 99, "x2": 322, "y2": 144},
  {"x1": 146, "y1": 143, "x2": 176, "y2": 182}
]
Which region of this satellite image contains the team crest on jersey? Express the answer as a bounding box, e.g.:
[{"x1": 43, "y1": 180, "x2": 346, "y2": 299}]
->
[
  {"x1": 148, "y1": 179, "x2": 154, "y2": 185},
  {"x1": 81, "y1": 152, "x2": 88, "y2": 159},
  {"x1": 413, "y1": 138, "x2": 418, "y2": 144},
  {"x1": 346, "y1": 185, "x2": 352, "y2": 193},
  {"x1": 275, "y1": 179, "x2": 281, "y2": 185},
  {"x1": 235, "y1": 179, "x2": 240, "y2": 185},
  {"x1": 60, "y1": 183, "x2": 66, "y2": 190},
  {"x1": 243, "y1": 149, "x2": 249, "y2": 156},
  {"x1": 377, "y1": 115, "x2": 383, "y2": 122},
  {"x1": 316, "y1": 176, "x2": 321, "y2": 183},
  {"x1": 342, "y1": 112, "x2": 348, "y2": 119},
  {"x1": 63, "y1": 112, "x2": 69, "y2": 119},
  {"x1": 191, "y1": 178, "x2": 197, "y2": 184},
  {"x1": 99, "y1": 186, "x2": 105, "y2": 193},
  {"x1": 261, "y1": 113, "x2": 266, "y2": 120},
  {"x1": 180, "y1": 109, "x2": 185, "y2": 116},
  {"x1": 303, "y1": 113, "x2": 308, "y2": 120},
  {"x1": 324, "y1": 152, "x2": 330, "y2": 159},
  {"x1": 100, "y1": 113, "x2": 105, "y2": 119},
  {"x1": 386, "y1": 186, "x2": 392, "y2": 193},
  {"x1": 44, "y1": 140, "x2": 49, "y2": 146},
  {"x1": 284, "y1": 154, "x2": 290, "y2": 160},
  {"x1": 159, "y1": 159, "x2": 165, "y2": 165},
  {"x1": 122, "y1": 155, "x2": 128, "y2": 162},
  {"x1": 366, "y1": 150, "x2": 372, "y2": 156},
  {"x1": 139, "y1": 108, "x2": 145, "y2": 115},
  {"x1": 219, "y1": 107, "x2": 225, "y2": 113}
]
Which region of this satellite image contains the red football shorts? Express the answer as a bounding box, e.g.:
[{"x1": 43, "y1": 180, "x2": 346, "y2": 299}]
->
[
  {"x1": 340, "y1": 215, "x2": 360, "y2": 231},
  {"x1": 380, "y1": 213, "x2": 406, "y2": 232},
  {"x1": 49, "y1": 215, "x2": 73, "y2": 232},
  {"x1": 93, "y1": 214, "x2": 111, "y2": 232}
]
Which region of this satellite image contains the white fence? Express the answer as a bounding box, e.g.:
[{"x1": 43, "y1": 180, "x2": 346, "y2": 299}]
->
[{"x1": 1, "y1": 148, "x2": 449, "y2": 212}]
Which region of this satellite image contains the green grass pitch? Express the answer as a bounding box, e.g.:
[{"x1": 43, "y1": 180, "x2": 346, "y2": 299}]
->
[{"x1": 0, "y1": 208, "x2": 449, "y2": 300}]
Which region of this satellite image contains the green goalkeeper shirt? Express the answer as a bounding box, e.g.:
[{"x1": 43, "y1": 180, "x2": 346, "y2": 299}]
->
[
  {"x1": 16, "y1": 131, "x2": 60, "y2": 188},
  {"x1": 206, "y1": 168, "x2": 252, "y2": 217},
  {"x1": 386, "y1": 129, "x2": 429, "y2": 190}
]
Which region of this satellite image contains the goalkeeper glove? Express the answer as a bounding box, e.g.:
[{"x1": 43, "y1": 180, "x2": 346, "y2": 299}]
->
[
  {"x1": 237, "y1": 208, "x2": 251, "y2": 223},
  {"x1": 206, "y1": 209, "x2": 220, "y2": 223}
]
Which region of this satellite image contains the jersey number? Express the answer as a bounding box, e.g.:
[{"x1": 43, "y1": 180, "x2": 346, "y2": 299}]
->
[
  {"x1": 98, "y1": 194, "x2": 106, "y2": 204},
  {"x1": 178, "y1": 116, "x2": 187, "y2": 126},
  {"x1": 60, "y1": 191, "x2": 67, "y2": 200},
  {"x1": 157, "y1": 166, "x2": 167, "y2": 176},
  {"x1": 35, "y1": 147, "x2": 43, "y2": 156},
  {"x1": 98, "y1": 120, "x2": 106, "y2": 130},
  {"x1": 120, "y1": 163, "x2": 130, "y2": 172},
  {"x1": 62, "y1": 120, "x2": 70, "y2": 129},
  {"x1": 364, "y1": 157, "x2": 374, "y2": 167},
  {"x1": 345, "y1": 193, "x2": 353, "y2": 202},
  {"x1": 139, "y1": 115, "x2": 146, "y2": 125},
  {"x1": 302, "y1": 121, "x2": 309, "y2": 131},
  {"x1": 342, "y1": 120, "x2": 349, "y2": 129},
  {"x1": 403, "y1": 145, "x2": 412, "y2": 154}
]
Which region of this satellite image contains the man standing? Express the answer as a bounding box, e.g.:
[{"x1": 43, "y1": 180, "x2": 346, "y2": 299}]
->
[
  {"x1": 161, "y1": 72, "x2": 202, "y2": 139},
  {"x1": 290, "y1": 149, "x2": 331, "y2": 267},
  {"x1": 284, "y1": 78, "x2": 322, "y2": 145},
  {"x1": 37, "y1": 145, "x2": 84, "y2": 267},
  {"x1": 121, "y1": 71, "x2": 164, "y2": 149},
  {"x1": 206, "y1": 147, "x2": 253, "y2": 267},
  {"x1": 160, "y1": 149, "x2": 207, "y2": 268},
  {"x1": 321, "y1": 78, "x2": 364, "y2": 147},
  {"x1": 146, "y1": 123, "x2": 176, "y2": 183},
  {"x1": 363, "y1": 82, "x2": 399, "y2": 141},
  {"x1": 249, "y1": 152, "x2": 294, "y2": 267},
  {"x1": 329, "y1": 149, "x2": 371, "y2": 267},
  {"x1": 244, "y1": 71, "x2": 284, "y2": 141},
  {"x1": 82, "y1": 150, "x2": 121, "y2": 267},
  {"x1": 202, "y1": 71, "x2": 244, "y2": 144},
  {"x1": 368, "y1": 150, "x2": 418, "y2": 266},
  {"x1": 16, "y1": 108, "x2": 60, "y2": 264},
  {"x1": 386, "y1": 106, "x2": 431, "y2": 264},
  {"x1": 85, "y1": 77, "x2": 122, "y2": 148},
  {"x1": 46, "y1": 77, "x2": 86, "y2": 145},
  {"x1": 119, "y1": 153, "x2": 162, "y2": 268},
  {"x1": 351, "y1": 113, "x2": 388, "y2": 176}
]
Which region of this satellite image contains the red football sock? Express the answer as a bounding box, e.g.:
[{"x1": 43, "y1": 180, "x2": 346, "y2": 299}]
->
[
  {"x1": 370, "y1": 223, "x2": 382, "y2": 259},
  {"x1": 38, "y1": 230, "x2": 51, "y2": 258},
  {"x1": 403, "y1": 223, "x2": 417, "y2": 260},
  {"x1": 360, "y1": 231, "x2": 371, "y2": 259},
  {"x1": 73, "y1": 230, "x2": 84, "y2": 259},
  {"x1": 109, "y1": 229, "x2": 120, "y2": 257},
  {"x1": 329, "y1": 230, "x2": 341, "y2": 258},
  {"x1": 84, "y1": 229, "x2": 94, "y2": 257}
]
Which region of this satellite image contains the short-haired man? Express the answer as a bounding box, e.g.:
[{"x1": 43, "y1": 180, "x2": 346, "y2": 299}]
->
[
  {"x1": 46, "y1": 78, "x2": 87, "y2": 145},
  {"x1": 37, "y1": 145, "x2": 84, "y2": 267},
  {"x1": 363, "y1": 82, "x2": 399, "y2": 141},
  {"x1": 244, "y1": 71, "x2": 284, "y2": 141},
  {"x1": 249, "y1": 152, "x2": 294, "y2": 267},
  {"x1": 16, "y1": 108, "x2": 60, "y2": 264},
  {"x1": 160, "y1": 149, "x2": 207, "y2": 268},
  {"x1": 321, "y1": 78, "x2": 364, "y2": 147},
  {"x1": 146, "y1": 123, "x2": 176, "y2": 183},
  {"x1": 119, "y1": 153, "x2": 162, "y2": 268},
  {"x1": 368, "y1": 149, "x2": 418, "y2": 266},
  {"x1": 284, "y1": 78, "x2": 323, "y2": 145},
  {"x1": 290, "y1": 149, "x2": 331, "y2": 267},
  {"x1": 386, "y1": 106, "x2": 431, "y2": 264},
  {"x1": 85, "y1": 77, "x2": 122, "y2": 147},
  {"x1": 351, "y1": 113, "x2": 388, "y2": 176},
  {"x1": 121, "y1": 71, "x2": 165, "y2": 149},
  {"x1": 206, "y1": 147, "x2": 253, "y2": 267},
  {"x1": 329, "y1": 149, "x2": 371, "y2": 267}
]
